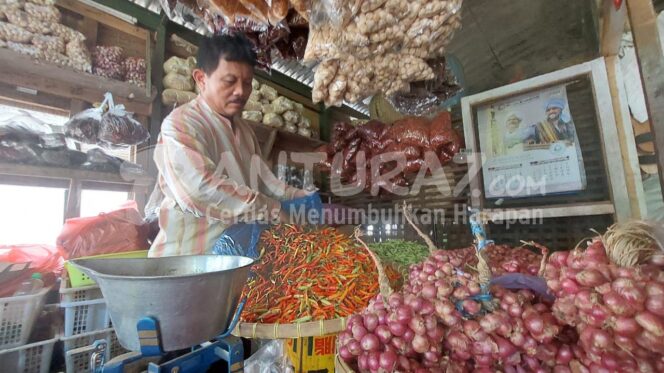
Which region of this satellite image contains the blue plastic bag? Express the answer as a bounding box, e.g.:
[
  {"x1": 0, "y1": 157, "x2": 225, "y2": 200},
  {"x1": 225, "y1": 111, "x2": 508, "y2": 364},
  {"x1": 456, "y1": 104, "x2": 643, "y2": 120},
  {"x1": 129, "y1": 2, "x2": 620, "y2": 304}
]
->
[
  {"x1": 212, "y1": 193, "x2": 322, "y2": 258},
  {"x1": 490, "y1": 273, "x2": 554, "y2": 301},
  {"x1": 212, "y1": 223, "x2": 268, "y2": 259},
  {"x1": 280, "y1": 192, "x2": 323, "y2": 225}
]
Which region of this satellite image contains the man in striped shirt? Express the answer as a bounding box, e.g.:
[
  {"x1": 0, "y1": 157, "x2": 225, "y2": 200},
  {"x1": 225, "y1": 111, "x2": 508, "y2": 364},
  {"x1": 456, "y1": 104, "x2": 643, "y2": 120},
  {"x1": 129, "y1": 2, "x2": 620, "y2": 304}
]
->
[{"x1": 147, "y1": 34, "x2": 308, "y2": 257}]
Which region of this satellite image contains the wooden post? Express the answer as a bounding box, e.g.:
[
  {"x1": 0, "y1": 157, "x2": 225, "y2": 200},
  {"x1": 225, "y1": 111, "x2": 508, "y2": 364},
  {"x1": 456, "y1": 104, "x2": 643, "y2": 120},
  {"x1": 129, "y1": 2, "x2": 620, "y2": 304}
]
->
[
  {"x1": 625, "y1": 0, "x2": 664, "y2": 195},
  {"x1": 600, "y1": 0, "x2": 646, "y2": 218},
  {"x1": 65, "y1": 179, "x2": 82, "y2": 219}
]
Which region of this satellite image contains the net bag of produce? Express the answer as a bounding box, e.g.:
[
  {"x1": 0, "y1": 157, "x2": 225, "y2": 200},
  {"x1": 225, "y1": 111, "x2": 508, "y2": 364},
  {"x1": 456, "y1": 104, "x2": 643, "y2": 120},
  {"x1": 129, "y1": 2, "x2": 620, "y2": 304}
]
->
[
  {"x1": 56, "y1": 200, "x2": 149, "y2": 259},
  {"x1": 98, "y1": 92, "x2": 149, "y2": 148}
]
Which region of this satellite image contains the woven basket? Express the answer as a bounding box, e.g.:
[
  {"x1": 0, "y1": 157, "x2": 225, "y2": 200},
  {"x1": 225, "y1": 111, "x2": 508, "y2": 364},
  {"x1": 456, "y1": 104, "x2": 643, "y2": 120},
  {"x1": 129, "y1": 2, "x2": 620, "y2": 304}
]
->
[
  {"x1": 232, "y1": 229, "x2": 392, "y2": 339},
  {"x1": 335, "y1": 354, "x2": 356, "y2": 373}
]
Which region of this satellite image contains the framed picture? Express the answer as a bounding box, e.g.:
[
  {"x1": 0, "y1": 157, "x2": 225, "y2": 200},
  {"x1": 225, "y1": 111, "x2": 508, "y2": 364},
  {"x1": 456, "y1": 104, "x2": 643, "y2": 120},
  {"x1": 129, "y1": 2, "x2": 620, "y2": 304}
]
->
[
  {"x1": 461, "y1": 58, "x2": 637, "y2": 220},
  {"x1": 476, "y1": 83, "x2": 587, "y2": 199}
]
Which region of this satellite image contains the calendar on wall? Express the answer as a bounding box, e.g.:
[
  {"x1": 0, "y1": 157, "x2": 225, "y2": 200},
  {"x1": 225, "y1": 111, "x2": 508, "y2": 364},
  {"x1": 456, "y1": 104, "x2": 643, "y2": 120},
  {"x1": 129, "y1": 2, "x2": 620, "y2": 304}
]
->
[{"x1": 476, "y1": 84, "x2": 587, "y2": 199}]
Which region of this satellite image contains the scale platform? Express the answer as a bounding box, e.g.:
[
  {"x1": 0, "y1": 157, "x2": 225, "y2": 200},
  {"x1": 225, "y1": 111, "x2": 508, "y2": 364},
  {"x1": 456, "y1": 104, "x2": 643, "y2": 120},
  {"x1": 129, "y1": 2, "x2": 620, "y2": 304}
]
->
[{"x1": 91, "y1": 317, "x2": 244, "y2": 373}]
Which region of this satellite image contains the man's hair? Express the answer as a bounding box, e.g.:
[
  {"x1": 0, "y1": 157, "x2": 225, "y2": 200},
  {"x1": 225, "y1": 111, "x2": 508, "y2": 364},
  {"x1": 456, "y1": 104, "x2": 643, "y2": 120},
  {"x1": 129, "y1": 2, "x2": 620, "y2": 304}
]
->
[{"x1": 196, "y1": 33, "x2": 257, "y2": 74}]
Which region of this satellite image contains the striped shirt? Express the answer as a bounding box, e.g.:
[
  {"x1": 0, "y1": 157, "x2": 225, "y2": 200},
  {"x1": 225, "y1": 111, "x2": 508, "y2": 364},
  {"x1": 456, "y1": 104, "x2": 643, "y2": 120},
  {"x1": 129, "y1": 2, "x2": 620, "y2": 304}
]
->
[{"x1": 148, "y1": 96, "x2": 301, "y2": 257}]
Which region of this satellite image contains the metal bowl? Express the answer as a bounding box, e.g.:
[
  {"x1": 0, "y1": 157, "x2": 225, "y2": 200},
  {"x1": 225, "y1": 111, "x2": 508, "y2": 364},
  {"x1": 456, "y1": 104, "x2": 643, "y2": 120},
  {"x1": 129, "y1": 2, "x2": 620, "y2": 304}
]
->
[{"x1": 69, "y1": 255, "x2": 254, "y2": 351}]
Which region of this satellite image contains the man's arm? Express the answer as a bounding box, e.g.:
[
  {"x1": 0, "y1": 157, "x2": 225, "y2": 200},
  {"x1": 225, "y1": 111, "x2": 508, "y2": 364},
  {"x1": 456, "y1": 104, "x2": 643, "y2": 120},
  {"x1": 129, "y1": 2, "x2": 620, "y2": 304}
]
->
[{"x1": 155, "y1": 116, "x2": 281, "y2": 223}]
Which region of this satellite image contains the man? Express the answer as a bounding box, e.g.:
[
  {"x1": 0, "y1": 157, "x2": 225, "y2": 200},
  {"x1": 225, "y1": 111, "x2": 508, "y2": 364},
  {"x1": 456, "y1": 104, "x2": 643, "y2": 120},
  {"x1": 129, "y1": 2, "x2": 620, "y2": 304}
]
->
[
  {"x1": 502, "y1": 112, "x2": 536, "y2": 155},
  {"x1": 147, "y1": 34, "x2": 308, "y2": 257},
  {"x1": 535, "y1": 98, "x2": 576, "y2": 144}
]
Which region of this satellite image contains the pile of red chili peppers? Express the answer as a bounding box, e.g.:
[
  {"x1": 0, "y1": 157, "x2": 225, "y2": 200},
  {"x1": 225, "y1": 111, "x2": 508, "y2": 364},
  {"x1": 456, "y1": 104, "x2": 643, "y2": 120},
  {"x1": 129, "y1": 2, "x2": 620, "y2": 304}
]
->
[{"x1": 241, "y1": 224, "x2": 379, "y2": 324}]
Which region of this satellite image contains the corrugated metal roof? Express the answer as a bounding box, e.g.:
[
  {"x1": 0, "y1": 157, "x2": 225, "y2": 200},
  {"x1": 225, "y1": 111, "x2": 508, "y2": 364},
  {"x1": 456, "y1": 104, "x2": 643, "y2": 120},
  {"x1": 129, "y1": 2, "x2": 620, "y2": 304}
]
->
[{"x1": 129, "y1": 0, "x2": 369, "y2": 116}]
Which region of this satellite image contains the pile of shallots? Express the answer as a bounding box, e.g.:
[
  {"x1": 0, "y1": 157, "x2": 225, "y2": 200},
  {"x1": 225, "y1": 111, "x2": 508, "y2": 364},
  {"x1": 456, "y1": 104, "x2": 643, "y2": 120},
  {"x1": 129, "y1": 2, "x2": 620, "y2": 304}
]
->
[
  {"x1": 544, "y1": 238, "x2": 664, "y2": 372},
  {"x1": 338, "y1": 247, "x2": 567, "y2": 372}
]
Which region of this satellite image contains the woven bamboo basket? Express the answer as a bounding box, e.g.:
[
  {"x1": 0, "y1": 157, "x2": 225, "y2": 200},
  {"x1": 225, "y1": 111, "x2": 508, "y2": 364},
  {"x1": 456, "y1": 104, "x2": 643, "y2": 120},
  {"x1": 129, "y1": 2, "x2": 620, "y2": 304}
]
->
[
  {"x1": 335, "y1": 354, "x2": 355, "y2": 372},
  {"x1": 232, "y1": 228, "x2": 393, "y2": 339}
]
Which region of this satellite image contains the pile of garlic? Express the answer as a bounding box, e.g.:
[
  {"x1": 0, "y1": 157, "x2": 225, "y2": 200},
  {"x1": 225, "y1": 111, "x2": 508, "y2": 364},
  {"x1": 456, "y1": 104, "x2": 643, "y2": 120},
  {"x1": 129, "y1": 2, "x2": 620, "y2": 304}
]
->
[
  {"x1": 305, "y1": 0, "x2": 463, "y2": 107},
  {"x1": 242, "y1": 80, "x2": 313, "y2": 138}
]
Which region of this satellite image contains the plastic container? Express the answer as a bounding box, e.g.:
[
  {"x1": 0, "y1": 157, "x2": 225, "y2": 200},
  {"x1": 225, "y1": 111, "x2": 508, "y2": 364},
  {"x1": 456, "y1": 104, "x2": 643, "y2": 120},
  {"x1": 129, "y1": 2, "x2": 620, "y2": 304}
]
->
[
  {"x1": 59, "y1": 271, "x2": 110, "y2": 337},
  {"x1": 64, "y1": 250, "x2": 148, "y2": 288},
  {"x1": 0, "y1": 337, "x2": 57, "y2": 373},
  {"x1": 0, "y1": 287, "x2": 50, "y2": 349},
  {"x1": 62, "y1": 328, "x2": 128, "y2": 373}
]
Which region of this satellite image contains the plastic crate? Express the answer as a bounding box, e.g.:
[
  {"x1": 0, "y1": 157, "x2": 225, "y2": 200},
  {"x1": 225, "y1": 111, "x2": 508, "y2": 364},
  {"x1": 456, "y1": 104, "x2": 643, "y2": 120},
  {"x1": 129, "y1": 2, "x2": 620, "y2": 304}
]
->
[
  {"x1": 0, "y1": 287, "x2": 50, "y2": 349},
  {"x1": 0, "y1": 337, "x2": 57, "y2": 373},
  {"x1": 59, "y1": 272, "x2": 111, "y2": 337},
  {"x1": 62, "y1": 328, "x2": 128, "y2": 373},
  {"x1": 64, "y1": 250, "x2": 148, "y2": 288}
]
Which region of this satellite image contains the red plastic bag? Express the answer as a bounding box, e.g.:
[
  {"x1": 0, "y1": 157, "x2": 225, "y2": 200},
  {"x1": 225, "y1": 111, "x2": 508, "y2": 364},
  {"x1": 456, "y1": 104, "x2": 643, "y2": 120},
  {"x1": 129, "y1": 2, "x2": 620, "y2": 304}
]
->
[
  {"x1": 56, "y1": 201, "x2": 149, "y2": 259},
  {"x1": 0, "y1": 244, "x2": 63, "y2": 294}
]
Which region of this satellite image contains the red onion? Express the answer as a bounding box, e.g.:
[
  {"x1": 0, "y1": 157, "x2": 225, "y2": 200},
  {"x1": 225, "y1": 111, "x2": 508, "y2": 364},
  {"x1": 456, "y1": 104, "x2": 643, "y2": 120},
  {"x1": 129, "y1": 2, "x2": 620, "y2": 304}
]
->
[
  {"x1": 374, "y1": 325, "x2": 392, "y2": 343},
  {"x1": 387, "y1": 293, "x2": 403, "y2": 308},
  {"x1": 647, "y1": 282, "x2": 664, "y2": 297},
  {"x1": 434, "y1": 299, "x2": 455, "y2": 319},
  {"x1": 390, "y1": 337, "x2": 406, "y2": 353},
  {"x1": 561, "y1": 278, "x2": 580, "y2": 295},
  {"x1": 352, "y1": 324, "x2": 368, "y2": 341},
  {"x1": 408, "y1": 316, "x2": 425, "y2": 335},
  {"x1": 379, "y1": 350, "x2": 397, "y2": 370},
  {"x1": 339, "y1": 345, "x2": 353, "y2": 361},
  {"x1": 396, "y1": 305, "x2": 412, "y2": 323},
  {"x1": 603, "y1": 291, "x2": 634, "y2": 317},
  {"x1": 453, "y1": 286, "x2": 470, "y2": 299},
  {"x1": 387, "y1": 321, "x2": 406, "y2": 337},
  {"x1": 360, "y1": 333, "x2": 380, "y2": 352},
  {"x1": 357, "y1": 353, "x2": 368, "y2": 370},
  {"x1": 411, "y1": 334, "x2": 430, "y2": 354},
  {"x1": 556, "y1": 344, "x2": 573, "y2": 365},
  {"x1": 437, "y1": 282, "x2": 453, "y2": 298},
  {"x1": 645, "y1": 295, "x2": 664, "y2": 317},
  {"x1": 347, "y1": 339, "x2": 361, "y2": 356},
  {"x1": 363, "y1": 314, "x2": 378, "y2": 332},
  {"x1": 493, "y1": 335, "x2": 517, "y2": 358},
  {"x1": 553, "y1": 365, "x2": 572, "y2": 373},
  {"x1": 635, "y1": 311, "x2": 664, "y2": 337},
  {"x1": 421, "y1": 283, "x2": 436, "y2": 299},
  {"x1": 462, "y1": 299, "x2": 481, "y2": 314},
  {"x1": 402, "y1": 329, "x2": 414, "y2": 342},
  {"x1": 367, "y1": 351, "x2": 380, "y2": 371},
  {"x1": 612, "y1": 316, "x2": 641, "y2": 337}
]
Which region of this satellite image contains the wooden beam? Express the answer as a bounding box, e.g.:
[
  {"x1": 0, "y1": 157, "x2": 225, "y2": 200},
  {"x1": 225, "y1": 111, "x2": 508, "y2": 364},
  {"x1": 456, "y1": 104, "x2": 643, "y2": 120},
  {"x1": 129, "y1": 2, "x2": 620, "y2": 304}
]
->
[
  {"x1": 626, "y1": 0, "x2": 664, "y2": 197},
  {"x1": 0, "y1": 48, "x2": 156, "y2": 116},
  {"x1": 0, "y1": 83, "x2": 71, "y2": 114},
  {"x1": 604, "y1": 56, "x2": 647, "y2": 218},
  {"x1": 64, "y1": 179, "x2": 82, "y2": 219},
  {"x1": 57, "y1": 0, "x2": 146, "y2": 39},
  {"x1": 600, "y1": 0, "x2": 627, "y2": 56}
]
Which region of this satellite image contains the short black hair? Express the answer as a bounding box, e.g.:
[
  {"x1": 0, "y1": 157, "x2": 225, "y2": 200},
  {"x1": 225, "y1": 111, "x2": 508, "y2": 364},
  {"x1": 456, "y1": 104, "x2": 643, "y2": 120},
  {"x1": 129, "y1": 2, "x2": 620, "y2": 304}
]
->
[{"x1": 196, "y1": 33, "x2": 257, "y2": 74}]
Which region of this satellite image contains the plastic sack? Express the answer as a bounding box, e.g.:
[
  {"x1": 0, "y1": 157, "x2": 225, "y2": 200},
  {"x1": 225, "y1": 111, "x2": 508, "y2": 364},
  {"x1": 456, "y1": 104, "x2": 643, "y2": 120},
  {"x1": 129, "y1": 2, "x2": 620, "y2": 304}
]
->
[
  {"x1": 258, "y1": 84, "x2": 278, "y2": 101},
  {"x1": 56, "y1": 201, "x2": 149, "y2": 259},
  {"x1": 242, "y1": 110, "x2": 263, "y2": 123},
  {"x1": 212, "y1": 223, "x2": 268, "y2": 259},
  {"x1": 282, "y1": 110, "x2": 299, "y2": 125},
  {"x1": 262, "y1": 112, "x2": 284, "y2": 128},
  {"x1": 491, "y1": 274, "x2": 554, "y2": 301},
  {"x1": 270, "y1": 96, "x2": 294, "y2": 114},
  {"x1": 244, "y1": 339, "x2": 287, "y2": 373},
  {"x1": 163, "y1": 72, "x2": 195, "y2": 91},
  {"x1": 64, "y1": 106, "x2": 102, "y2": 144},
  {"x1": 383, "y1": 116, "x2": 430, "y2": 148},
  {"x1": 0, "y1": 244, "x2": 63, "y2": 276},
  {"x1": 0, "y1": 141, "x2": 41, "y2": 163},
  {"x1": 163, "y1": 55, "x2": 195, "y2": 76},
  {"x1": 98, "y1": 93, "x2": 150, "y2": 148},
  {"x1": 0, "y1": 109, "x2": 53, "y2": 141},
  {"x1": 161, "y1": 88, "x2": 197, "y2": 107}
]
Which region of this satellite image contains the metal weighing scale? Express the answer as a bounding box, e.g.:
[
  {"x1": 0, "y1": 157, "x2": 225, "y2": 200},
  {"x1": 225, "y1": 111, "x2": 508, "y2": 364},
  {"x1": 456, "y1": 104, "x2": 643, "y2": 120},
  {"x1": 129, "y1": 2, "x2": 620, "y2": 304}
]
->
[{"x1": 69, "y1": 255, "x2": 255, "y2": 373}]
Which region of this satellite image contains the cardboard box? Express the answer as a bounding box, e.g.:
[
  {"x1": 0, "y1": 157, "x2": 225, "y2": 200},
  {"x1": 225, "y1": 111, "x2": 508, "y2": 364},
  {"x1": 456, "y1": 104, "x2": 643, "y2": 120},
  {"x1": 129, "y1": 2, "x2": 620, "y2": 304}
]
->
[{"x1": 285, "y1": 335, "x2": 336, "y2": 373}]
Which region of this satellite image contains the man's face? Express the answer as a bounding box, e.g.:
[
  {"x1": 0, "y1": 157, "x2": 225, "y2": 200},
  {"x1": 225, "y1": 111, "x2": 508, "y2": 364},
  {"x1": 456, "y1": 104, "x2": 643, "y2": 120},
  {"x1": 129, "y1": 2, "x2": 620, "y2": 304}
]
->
[
  {"x1": 506, "y1": 118, "x2": 520, "y2": 133},
  {"x1": 193, "y1": 59, "x2": 253, "y2": 118},
  {"x1": 546, "y1": 106, "x2": 562, "y2": 121}
]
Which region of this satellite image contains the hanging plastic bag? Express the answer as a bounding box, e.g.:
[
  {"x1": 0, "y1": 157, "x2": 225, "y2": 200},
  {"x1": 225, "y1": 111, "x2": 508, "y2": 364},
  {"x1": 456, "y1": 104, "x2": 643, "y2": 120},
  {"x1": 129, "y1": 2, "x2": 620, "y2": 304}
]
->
[
  {"x1": 56, "y1": 201, "x2": 149, "y2": 259},
  {"x1": 64, "y1": 97, "x2": 107, "y2": 144},
  {"x1": 98, "y1": 92, "x2": 150, "y2": 148},
  {"x1": 244, "y1": 339, "x2": 287, "y2": 373},
  {"x1": 212, "y1": 223, "x2": 268, "y2": 259},
  {"x1": 0, "y1": 244, "x2": 64, "y2": 295},
  {"x1": 490, "y1": 273, "x2": 554, "y2": 301}
]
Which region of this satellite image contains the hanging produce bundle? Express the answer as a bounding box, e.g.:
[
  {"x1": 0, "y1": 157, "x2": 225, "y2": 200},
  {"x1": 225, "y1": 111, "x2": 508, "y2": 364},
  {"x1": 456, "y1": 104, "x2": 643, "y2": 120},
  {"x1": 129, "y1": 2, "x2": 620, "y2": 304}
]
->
[
  {"x1": 305, "y1": 0, "x2": 463, "y2": 106},
  {"x1": 240, "y1": 224, "x2": 379, "y2": 323},
  {"x1": 317, "y1": 112, "x2": 462, "y2": 195},
  {"x1": 543, "y1": 221, "x2": 664, "y2": 371}
]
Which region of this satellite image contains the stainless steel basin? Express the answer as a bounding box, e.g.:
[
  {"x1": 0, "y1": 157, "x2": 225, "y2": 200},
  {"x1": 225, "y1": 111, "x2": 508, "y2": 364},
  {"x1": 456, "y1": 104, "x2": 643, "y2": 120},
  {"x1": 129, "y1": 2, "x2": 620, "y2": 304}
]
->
[{"x1": 69, "y1": 255, "x2": 254, "y2": 351}]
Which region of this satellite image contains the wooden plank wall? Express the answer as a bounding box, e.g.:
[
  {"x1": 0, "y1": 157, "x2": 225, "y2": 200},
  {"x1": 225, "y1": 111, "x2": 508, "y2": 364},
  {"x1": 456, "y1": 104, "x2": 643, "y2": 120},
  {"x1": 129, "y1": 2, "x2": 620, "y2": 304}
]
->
[{"x1": 488, "y1": 214, "x2": 614, "y2": 251}]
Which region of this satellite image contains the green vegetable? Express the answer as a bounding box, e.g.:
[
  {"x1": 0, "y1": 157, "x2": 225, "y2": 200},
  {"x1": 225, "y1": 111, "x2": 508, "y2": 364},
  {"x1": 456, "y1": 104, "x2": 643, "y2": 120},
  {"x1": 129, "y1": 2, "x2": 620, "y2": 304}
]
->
[{"x1": 368, "y1": 239, "x2": 430, "y2": 273}]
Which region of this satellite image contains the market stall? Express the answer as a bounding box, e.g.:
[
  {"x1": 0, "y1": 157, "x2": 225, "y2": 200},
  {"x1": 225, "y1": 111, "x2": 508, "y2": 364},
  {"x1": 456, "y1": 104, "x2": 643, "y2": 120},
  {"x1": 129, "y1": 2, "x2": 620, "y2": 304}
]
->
[{"x1": 0, "y1": 0, "x2": 662, "y2": 372}]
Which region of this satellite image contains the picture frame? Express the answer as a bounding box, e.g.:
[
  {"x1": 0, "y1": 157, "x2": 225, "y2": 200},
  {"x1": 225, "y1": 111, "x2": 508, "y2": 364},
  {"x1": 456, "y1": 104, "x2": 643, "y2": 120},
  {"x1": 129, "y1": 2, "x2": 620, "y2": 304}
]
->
[{"x1": 461, "y1": 57, "x2": 636, "y2": 221}]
